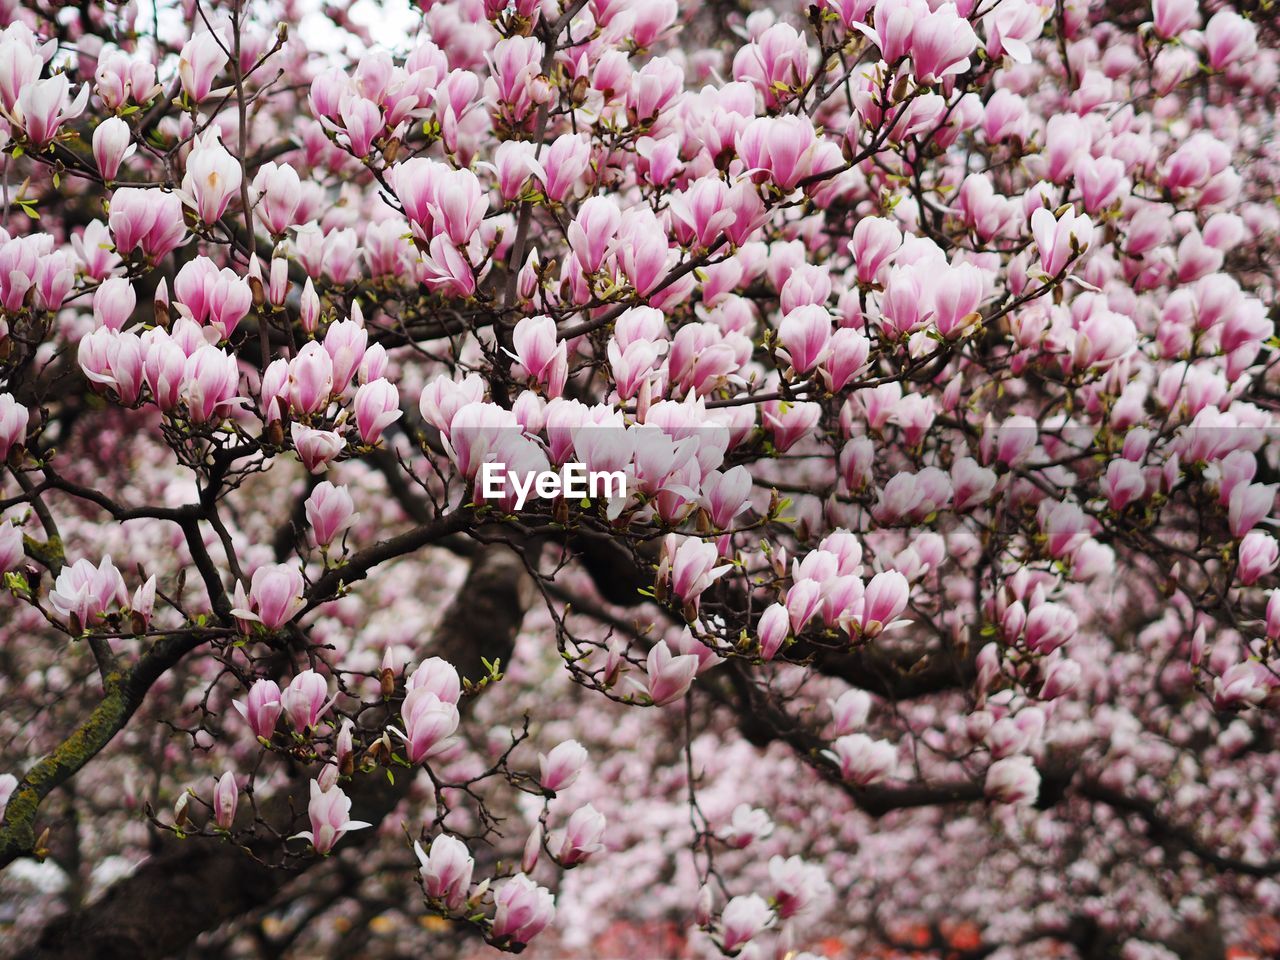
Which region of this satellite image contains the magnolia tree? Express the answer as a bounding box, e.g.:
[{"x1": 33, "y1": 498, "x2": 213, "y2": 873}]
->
[{"x1": 1, "y1": 0, "x2": 1279, "y2": 956}]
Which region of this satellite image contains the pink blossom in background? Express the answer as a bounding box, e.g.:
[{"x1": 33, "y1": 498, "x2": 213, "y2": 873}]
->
[{"x1": 0, "y1": 2, "x2": 1279, "y2": 959}]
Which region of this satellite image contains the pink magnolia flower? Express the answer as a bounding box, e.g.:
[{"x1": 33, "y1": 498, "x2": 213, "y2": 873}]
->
[
  {"x1": 419, "y1": 373, "x2": 486, "y2": 435},
  {"x1": 414, "y1": 834, "x2": 474, "y2": 910},
  {"x1": 1103, "y1": 458, "x2": 1146, "y2": 512},
  {"x1": 669, "y1": 177, "x2": 735, "y2": 251},
  {"x1": 1213, "y1": 662, "x2": 1272, "y2": 710},
  {"x1": 701, "y1": 466, "x2": 752, "y2": 529},
  {"x1": 487, "y1": 35, "x2": 546, "y2": 123},
  {"x1": 406, "y1": 656, "x2": 462, "y2": 703},
  {"x1": 79, "y1": 329, "x2": 145, "y2": 406},
  {"x1": 490, "y1": 874, "x2": 556, "y2": 946},
  {"x1": 288, "y1": 342, "x2": 335, "y2": 416},
  {"x1": 93, "y1": 276, "x2": 136, "y2": 331},
  {"x1": 521, "y1": 824, "x2": 542, "y2": 875},
  {"x1": 353, "y1": 378, "x2": 402, "y2": 445},
  {"x1": 1030, "y1": 206, "x2": 1093, "y2": 277},
  {"x1": 16, "y1": 73, "x2": 89, "y2": 147},
  {"x1": 617, "y1": 210, "x2": 672, "y2": 296},
  {"x1": 1203, "y1": 10, "x2": 1258, "y2": 71},
  {"x1": 628, "y1": 56, "x2": 682, "y2": 120},
  {"x1": 777, "y1": 304, "x2": 832, "y2": 374},
  {"x1": 388, "y1": 157, "x2": 443, "y2": 230},
  {"x1": 293, "y1": 780, "x2": 370, "y2": 855},
  {"x1": 824, "y1": 733, "x2": 896, "y2": 785},
  {"x1": 932, "y1": 263, "x2": 984, "y2": 338},
  {"x1": 538, "y1": 739, "x2": 588, "y2": 793},
  {"x1": 828, "y1": 689, "x2": 872, "y2": 736},
  {"x1": 109, "y1": 188, "x2": 188, "y2": 261},
  {"x1": 661, "y1": 537, "x2": 729, "y2": 606},
  {"x1": 1075, "y1": 155, "x2": 1128, "y2": 214},
  {"x1": 983, "y1": 0, "x2": 1045, "y2": 64},
  {"x1": 0, "y1": 521, "x2": 24, "y2": 574},
  {"x1": 305, "y1": 482, "x2": 358, "y2": 548},
  {"x1": 182, "y1": 131, "x2": 243, "y2": 225},
  {"x1": 430, "y1": 168, "x2": 487, "y2": 246},
  {"x1": 493, "y1": 140, "x2": 535, "y2": 201},
  {"x1": 421, "y1": 235, "x2": 477, "y2": 298},
  {"x1": 819, "y1": 0, "x2": 875, "y2": 30},
  {"x1": 1023, "y1": 602, "x2": 1079, "y2": 653},
  {"x1": 756, "y1": 602, "x2": 790, "y2": 661},
  {"x1": 178, "y1": 30, "x2": 229, "y2": 103},
  {"x1": 212, "y1": 772, "x2": 237, "y2": 830},
  {"x1": 852, "y1": 217, "x2": 902, "y2": 285},
  {"x1": 173, "y1": 257, "x2": 252, "y2": 340},
  {"x1": 511, "y1": 315, "x2": 568, "y2": 398},
  {"x1": 181, "y1": 345, "x2": 242, "y2": 423},
  {"x1": 645, "y1": 640, "x2": 699, "y2": 705},
  {"x1": 736, "y1": 115, "x2": 817, "y2": 192},
  {"x1": 527, "y1": 133, "x2": 592, "y2": 203},
  {"x1": 280, "y1": 669, "x2": 333, "y2": 732},
  {"x1": 786, "y1": 578, "x2": 824, "y2": 634},
  {"x1": 720, "y1": 894, "x2": 774, "y2": 954},
  {"x1": 94, "y1": 51, "x2": 160, "y2": 110},
  {"x1": 733, "y1": 22, "x2": 811, "y2": 105},
  {"x1": 985, "y1": 755, "x2": 1040, "y2": 805},
  {"x1": 291, "y1": 424, "x2": 346, "y2": 474},
  {"x1": 391, "y1": 687, "x2": 460, "y2": 763},
  {"x1": 1039, "y1": 501, "x2": 1091, "y2": 559},
  {"x1": 1228, "y1": 482, "x2": 1276, "y2": 538},
  {"x1": 822, "y1": 328, "x2": 871, "y2": 392},
  {"x1": 724, "y1": 804, "x2": 774, "y2": 848},
  {"x1": 92, "y1": 116, "x2": 135, "y2": 181},
  {"x1": 608, "y1": 338, "x2": 664, "y2": 401},
  {"x1": 627, "y1": 0, "x2": 679, "y2": 47},
  {"x1": 1151, "y1": 0, "x2": 1199, "y2": 39},
  {"x1": 236, "y1": 563, "x2": 306, "y2": 631},
  {"x1": 567, "y1": 195, "x2": 621, "y2": 273},
  {"x1": 851, "y1": 570, "x2": 910, "y2": 638},
  {"x1": 141, "y1": 331, "x2": 186, "y2": 411},
  {"x1": 48, "y1": 555, "x2": 129, "y2": 628},
  {"x1": 130, "y1": 575, "x2": 156, "y2": 630},
  {"x1": 1040, "y1": 658, "x2": 1082, "y2": 700},
  {"x1": 910, "y1": 3, "x2": 978, "y2": 83},
  {"x1": 554, "y1": 803, "x2": 606, "y2": 866},
  {"x1": 763, "y1": 400, "x2": 822, "y2": 453},
  {"x1": 73, "y1": 220, "x2": 122, "y2": 280},
  {"x1": 252, "y1": 162, "x2": 302, "y2": 235},
  {"x1": 855, "y1": 0, "x2": 925, "y2": 63},
  {"x1": 233, "y1": 678, "x2": 283, "y2": 741},
  {"x1": 1238, "y1": 531, "x2": 1279, "y2": 585}
]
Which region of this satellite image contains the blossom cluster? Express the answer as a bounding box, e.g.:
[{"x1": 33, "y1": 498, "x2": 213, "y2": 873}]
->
[{"x1": 0, "y1": 0, "x2": 1279, "y2": 957}]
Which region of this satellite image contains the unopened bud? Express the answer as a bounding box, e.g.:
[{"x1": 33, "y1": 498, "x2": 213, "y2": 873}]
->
[
  {"x1": 695, "y1": 883, "x2": 714, "y2": 926},
  {"x1": 521, "y1": 824, "x2": 542, "y2": 873}
]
